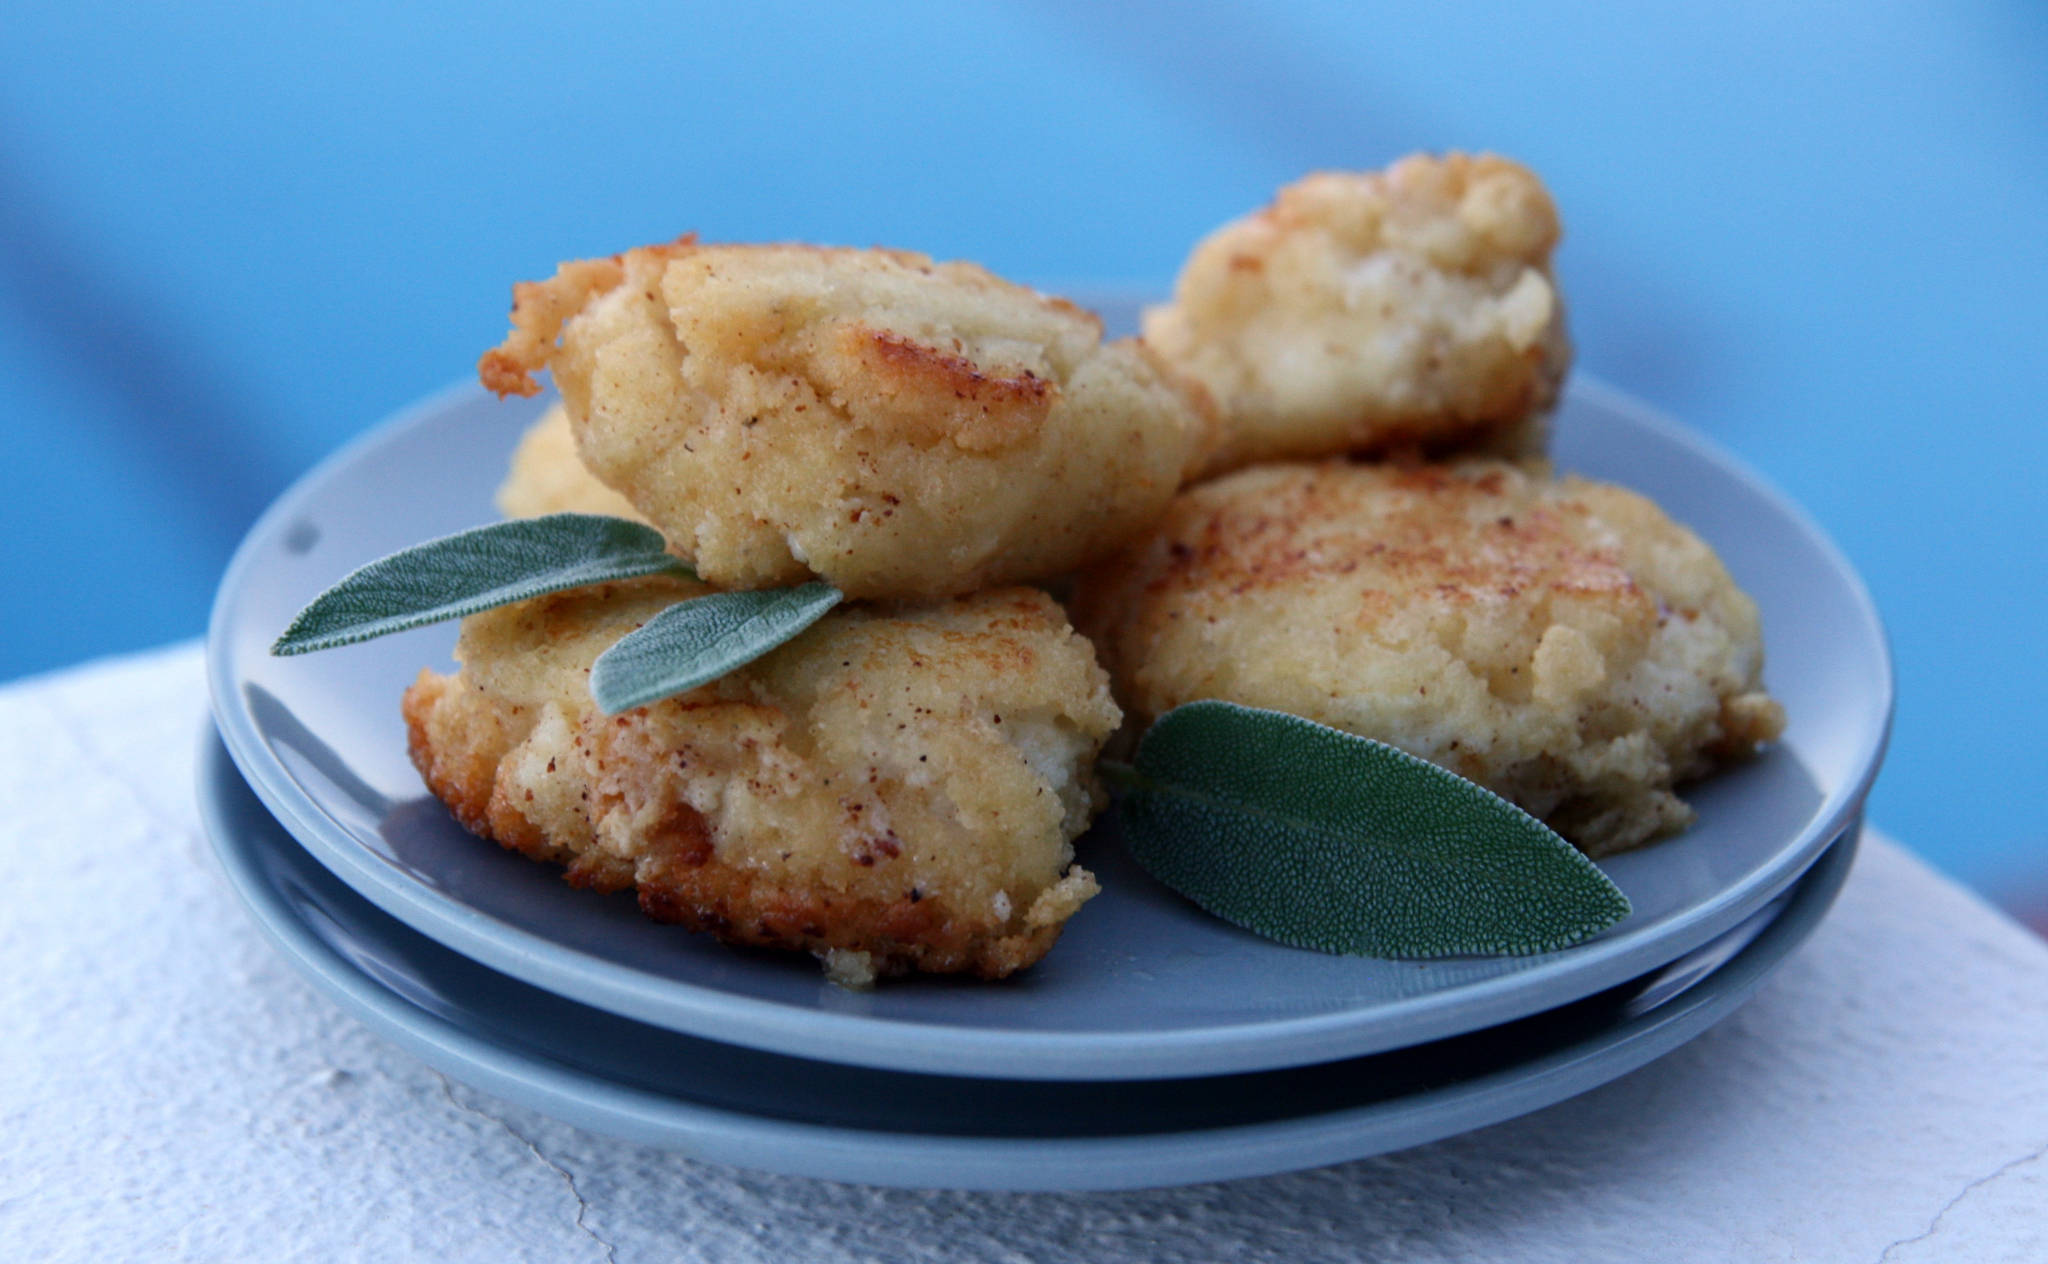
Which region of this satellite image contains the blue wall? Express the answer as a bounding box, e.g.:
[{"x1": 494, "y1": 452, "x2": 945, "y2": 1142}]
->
[{"x1": 3, "y1": 1, "x2": 2042, "y2": 903}]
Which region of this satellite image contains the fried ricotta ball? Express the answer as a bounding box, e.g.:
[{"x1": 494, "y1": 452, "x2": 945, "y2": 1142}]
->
[
  {"x1": 1143, "y1": 154, "x2": 1571, "y2": 475},
  {"x1": 1070, "y1": 460, "x2": 1784, "y2": 856},
  {"x1": 495, "y1": 404, "x2": 645, "y2": 522},
  {"x1": 480, "y1": 239, "x2": 1213, "y2": 599},
  {"x1": 402, "y1": 577, "x2": 1121, "y2": 980}
]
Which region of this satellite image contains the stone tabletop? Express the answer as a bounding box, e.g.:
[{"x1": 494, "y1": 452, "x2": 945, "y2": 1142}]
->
[{"x1": 5, "y1": 644, "x2": 2045, "y2": 1263}]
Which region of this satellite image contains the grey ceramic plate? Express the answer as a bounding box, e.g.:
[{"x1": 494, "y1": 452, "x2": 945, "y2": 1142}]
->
[
  {"x1": 199, "y1": 729, "x2": 1860, "y2": 1191},
  {"x1": 206, "y1": 370, "x2": 1890, "y2": 1081}
]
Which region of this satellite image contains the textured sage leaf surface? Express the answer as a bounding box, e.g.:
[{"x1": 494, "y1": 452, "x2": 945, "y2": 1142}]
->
[
  {"x1": 591, "y1": 582, "x2": 844, "y2": 714},
  {"x1": 1112, "y1": 700, "x2": 1632, "y2": 957},
  {"x1": 273, "y1": 514, "x2": 689, "y2": 655}
]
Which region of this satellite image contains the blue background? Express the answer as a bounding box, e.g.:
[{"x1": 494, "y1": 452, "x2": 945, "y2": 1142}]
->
[{"x1": 3, "y1": 2, "x2": 2041, "y2": 913}]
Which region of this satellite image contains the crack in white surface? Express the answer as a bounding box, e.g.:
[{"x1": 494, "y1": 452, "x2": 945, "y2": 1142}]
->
[
  {"x1": 1875, "y1": 1136, "x2": 2048, "y2": 1262},
  {"x1": 435, "y1": 1075, "x2": 617, "y2": 1263}
]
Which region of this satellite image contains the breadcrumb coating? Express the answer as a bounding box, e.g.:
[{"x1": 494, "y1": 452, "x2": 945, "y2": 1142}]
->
[
  {"x1": 1144, "y1": 154, "x2": 1571, "y2": 475},
  {"x1": 481, "y1": 240, "x2": 1213, "y2": 598},
  {"x1": 402, "y1": 577, "x2": 1121, "y2": 978},
  {"x1": 1071, "y1": 460, "x2": 1783, "y2": 856}
]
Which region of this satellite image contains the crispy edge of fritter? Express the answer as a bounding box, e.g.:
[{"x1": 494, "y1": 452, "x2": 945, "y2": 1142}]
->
[
  {"x1": 478, "y1": 235, "x2": 699, "y2": 398},
  {"x1": 399, "y1": 671, "x2": 1100, "y2": 983}
]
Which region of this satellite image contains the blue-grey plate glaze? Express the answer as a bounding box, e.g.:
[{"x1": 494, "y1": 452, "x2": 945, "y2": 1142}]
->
[
  {"x1": 199, "y1": 729, "x2": 1859, "y2": 1191},
  {"x1": 206, "y1": 364, "x2": 1890, "y2": 1080}
]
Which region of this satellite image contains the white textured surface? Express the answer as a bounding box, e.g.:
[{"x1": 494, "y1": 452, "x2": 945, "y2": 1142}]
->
[{"x1": 4, "y1": 643, "x2": 2046, "y2": 1263}]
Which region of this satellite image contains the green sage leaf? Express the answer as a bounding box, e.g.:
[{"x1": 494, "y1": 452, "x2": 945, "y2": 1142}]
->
[
  {"x1": 272, "y1": 514, "x2": 690, "y2": 655},
  {"x1": 1109, "y1": 700, "x2": 1632, "y2": 957},
  {"x1": 590, "y1": 582, "x2": 844, "y2": 714}
]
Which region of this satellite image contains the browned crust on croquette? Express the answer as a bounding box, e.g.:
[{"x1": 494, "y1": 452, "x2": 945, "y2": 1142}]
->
[
  {"x1": 402, "y1": 670, "x2": 596, "y2": 876},
  {"x1": 401, "y1": 671, "x2": 1073, "y2": 979},
  {"x1": 1134, "y1": 463, "x2": 1640, "y2": 615},
  {"x1": 843, "y1": 327, "x2": 1058, "y2": 452},
  {"x1": 402, "y1": 671, "x2": 503, "y2": 840},
  {"x1": 626, "y1": 854, "x2": 1070, "y2": 980},
  {"x1": 478, "y1": 235, "x2": 699, "y2": 397}
]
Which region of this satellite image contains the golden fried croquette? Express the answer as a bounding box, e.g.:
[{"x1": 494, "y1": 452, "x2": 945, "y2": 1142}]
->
[
  {"x1": 1143, "y1": 154, "x2": 1571, "y2": 475},
  {"x1": 495, "y1": 404, "x2": 645, "y2": 522},
  {"x1": 402, "y1": 576, "x2": 1121, "y2": 980},
  {"x1": 480, "y1": 239, "x2": 1213, "y2": 599},
  {"x1": 1071, "y1": 460, "x2": 1783, "y2": 856}
]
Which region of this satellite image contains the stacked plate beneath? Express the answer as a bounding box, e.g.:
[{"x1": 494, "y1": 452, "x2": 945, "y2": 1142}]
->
[
  {"x1": 200, "y1": 734, "x2": 1860, "y2": 1190},
  {"x1": 202, "y1": 377, "x2": 1891, "y2": 1190}
]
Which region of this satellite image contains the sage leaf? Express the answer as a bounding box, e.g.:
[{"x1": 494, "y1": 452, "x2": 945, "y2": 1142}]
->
[
  {"x1": 272, "y1": 514, "x2": 689, "y2": 655},
  {"x1": 1109, "y1": 700, "x2": 1632, "y2": 957},
  {"x1": 590, "y1": 582, "x2": 844, "y2": 714}
]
